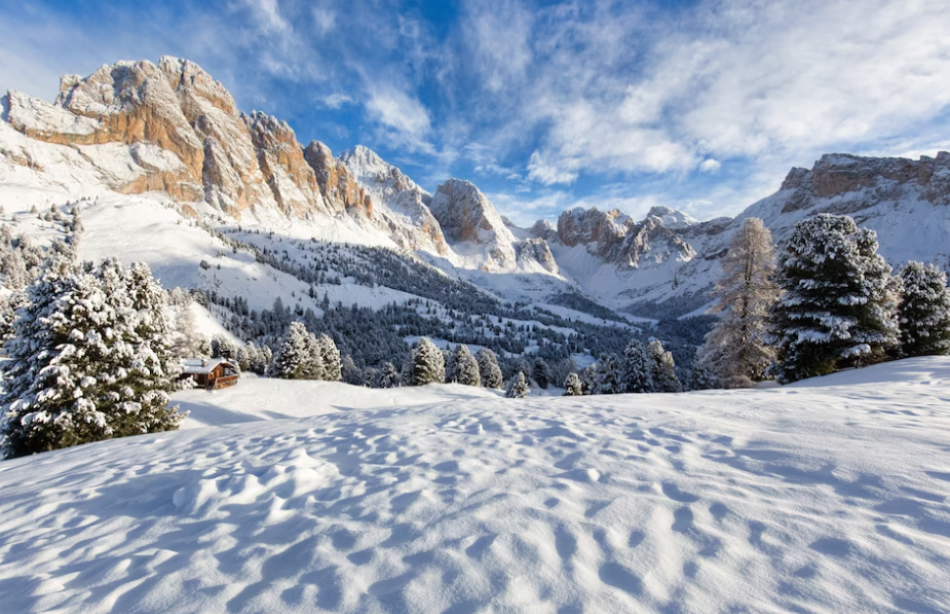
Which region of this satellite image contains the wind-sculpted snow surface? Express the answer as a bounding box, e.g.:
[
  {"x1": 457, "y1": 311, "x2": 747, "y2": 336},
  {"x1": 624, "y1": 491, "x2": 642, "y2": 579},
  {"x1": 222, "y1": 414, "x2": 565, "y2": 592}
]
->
[{"x1": 1, "y1": 359, "x2": 950, "y2": 613}]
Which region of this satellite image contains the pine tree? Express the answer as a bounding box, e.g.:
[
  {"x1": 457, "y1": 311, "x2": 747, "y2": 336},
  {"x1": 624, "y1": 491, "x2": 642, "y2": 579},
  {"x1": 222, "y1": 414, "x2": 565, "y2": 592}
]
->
[
  {"x1": 768, "y1": 214, "x2": 900, "y2": 383},
  {"x1": 0, "y1": 259, "x2": 184, "y2": 459},
  {"x1": 579, "y1": 365, "x2": 596, "y2": 395},
  {"x1": 271, "y1": 322, "x2": 311, "y2": 379},
  {"x1": 563, "y1": 372, "x2": 583, "y2": 396},
  {"x1": 476, "y1": 348, "x2": 504, "y2": 389},
  {"x1": 454, "y1": 344, "x2": 481, "y2": 387},
  {"x1": 377, "y1": 361, "x2": 400, "y2": 388},
  {"x1": 408, "y1": 337, "x2": 445, "y2": 386},
  {"x1": 593, "y1": 353, "x2": 623, "y2": 395},
  {"x1": 505, "y1": 372, "x2": 529, "y2": 398},
  {"x1": 318, "y1": 334, "x2": 342, "y2": 381},
  {"x1": 443, "y1": 347, "x2": 457, "y2": 383},
  {"x1": 697, "y1": 217, "x2": 780, "y2": 388},
  {"x1": 170, "y1": 304, "x2": 208, "y2": 359},
  {"x1": 532, "y1": 357, "x2": 552, "y2": 389},
  {"x1": 341, "y1": 355, "x2": 362, "y2": 385},
  {"x1": 897, "y1": 261, "x2": 950, "y2": 357},
  {"x1": 647, "y1": 339, "x2": 681, "y2": 392},
  {"x1": 621, "y1": 339, "x2": 652, "y2": 393},
  {"x1": 211, "y1": 335, "x2": 237, "y2": 360}
]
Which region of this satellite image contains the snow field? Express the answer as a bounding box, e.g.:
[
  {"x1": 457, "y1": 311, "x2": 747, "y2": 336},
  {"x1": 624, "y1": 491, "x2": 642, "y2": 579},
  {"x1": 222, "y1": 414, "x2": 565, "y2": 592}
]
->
[{"x1": 0, "y1": 358, "x2": 949, "y2": 613}]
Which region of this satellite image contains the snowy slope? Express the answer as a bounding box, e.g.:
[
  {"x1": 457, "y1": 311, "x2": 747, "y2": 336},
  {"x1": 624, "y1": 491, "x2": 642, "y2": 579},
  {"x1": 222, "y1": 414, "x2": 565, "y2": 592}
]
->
[{"x1": 1, "y1": 358, "x2": 948, "y2": 613}]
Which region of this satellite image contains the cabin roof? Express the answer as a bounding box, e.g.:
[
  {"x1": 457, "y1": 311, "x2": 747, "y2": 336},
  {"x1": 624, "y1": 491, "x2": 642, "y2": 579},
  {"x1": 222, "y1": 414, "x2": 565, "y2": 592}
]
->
[{"x1": 181, "y1": 358, "x2": 236, "y2": 375}]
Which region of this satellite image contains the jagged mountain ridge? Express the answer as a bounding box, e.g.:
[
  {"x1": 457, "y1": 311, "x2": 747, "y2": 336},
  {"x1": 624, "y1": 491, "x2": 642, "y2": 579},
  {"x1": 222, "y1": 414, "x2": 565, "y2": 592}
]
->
[
  {"x1": 4, "y1": 56, "x2": 950, "y2": 317},
  {"x1": 1, "y1": 57, "x2": 559, "y2": 278}
]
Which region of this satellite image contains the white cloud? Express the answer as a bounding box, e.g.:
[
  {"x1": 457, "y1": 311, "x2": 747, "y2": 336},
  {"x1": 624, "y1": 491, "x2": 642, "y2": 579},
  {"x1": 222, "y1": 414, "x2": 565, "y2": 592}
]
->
[
  {"x1": 248, "y1": 0, "x2": 289, "y2": 34},
  {"x1": 527, "y1": 151, "x2": 578, "y2": 185},
  {"x1": 364, "y1": 86, "x2": 433, "y2": 152},
  {"x1": 472, "y1": 0, "x2": 950, "y2": 203},
  {"x1": 319, "y1": 93, "x2": 353, "y2": 110}
]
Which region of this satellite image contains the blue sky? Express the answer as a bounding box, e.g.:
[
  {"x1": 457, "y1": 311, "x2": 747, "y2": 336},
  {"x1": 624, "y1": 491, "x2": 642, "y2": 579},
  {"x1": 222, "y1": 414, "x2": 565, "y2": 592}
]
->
[{"x1": 2, "y1": 0, "x2": 950, "y2": 225}]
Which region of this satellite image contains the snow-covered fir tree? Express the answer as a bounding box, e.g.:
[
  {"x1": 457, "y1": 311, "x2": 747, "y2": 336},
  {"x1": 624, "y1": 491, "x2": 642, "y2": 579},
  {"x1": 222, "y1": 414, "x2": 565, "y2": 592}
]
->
[
  {"x1": 377, "y1": 361, "x2": 400, "y2": 388},
  {"x1": 454, "y1": 344, "x2": 481, "y2": 387},
  {"x1": 476, "y1": 348, "x2": 504, "y2": 389},
  {"x1": 621, "y1": 339, "x2": 652, "y2": 393},
  {"x1": 768, "y1": 214, "x2": 900, "y2": 383},
  {"x1": 408, "y1": 337, "x2": 445, "y2": 386},
  {"x1": 697, "y1": 217, "x2": 780, "y2": 388},
  {"x1": 647, "y1": 339, "x2": 681, "y2": 392},
  {"x1": 211, "y1": 335, "x2": 238, "y2": 360},
  {"x1": 443, "y1": 347, "x2": 458, "y2": 383},
  {"x1": 593, "y1": 353, "x2": 623, "y2": 395},
  {"x1": 170, "y1": 304, "x2": 209, "y2": 359},
  {"x1": 563, "y1": 372, "x2": 583, "y2": 396},
  {"x1": 505, "y1": 371, "x2": 530, "y2": 398},
  {"x1": 0, "y1": 258, "x2": 184, "y2": 458},
  {"x1": 270, "y1": 322, "x2": 312, "y2": 380},
  {"x1": 318, "y1": 334, "x2": 342, "y2": 381},
  {"x1": 897, "y1": 261, "x2": 950, "y2": 357},
  {"x1": 532, "y1": 357, "x2": 553, "y2": 389},
  {"x1": 580, "y1": 365, "x2": 596, "y2": 395},
  {"x1": 341, "y1": 355, "x2": 362, "y2": 385}
]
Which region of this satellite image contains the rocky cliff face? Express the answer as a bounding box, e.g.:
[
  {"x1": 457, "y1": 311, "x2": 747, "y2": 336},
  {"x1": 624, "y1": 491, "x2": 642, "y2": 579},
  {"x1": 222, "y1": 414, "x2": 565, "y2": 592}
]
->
[
  {"x1": 340, "y1": 145, "x2": 449, "y2": 255},
  {"x1": 429, "y1": 178, "x2": 557, "y2": 273},
  {"x1": 555, "y1": 205, "x2": 696, "y2": 269},
  {"x1": 2, "y1": 57, "x2": 375, "y2": 224}
]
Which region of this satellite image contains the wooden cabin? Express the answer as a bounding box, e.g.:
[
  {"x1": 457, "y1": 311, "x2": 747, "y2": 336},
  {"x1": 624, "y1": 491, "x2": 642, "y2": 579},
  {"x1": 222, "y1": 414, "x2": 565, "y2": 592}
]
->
[{"x1": 181, "y1": 358, "x2": 240, "y2": 391}]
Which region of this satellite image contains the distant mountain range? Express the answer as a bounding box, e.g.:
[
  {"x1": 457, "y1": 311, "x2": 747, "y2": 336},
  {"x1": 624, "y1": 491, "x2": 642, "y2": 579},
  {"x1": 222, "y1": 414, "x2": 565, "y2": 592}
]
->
[{"x1": 3, "y1": 57, "x2": 950, "y2": 318}]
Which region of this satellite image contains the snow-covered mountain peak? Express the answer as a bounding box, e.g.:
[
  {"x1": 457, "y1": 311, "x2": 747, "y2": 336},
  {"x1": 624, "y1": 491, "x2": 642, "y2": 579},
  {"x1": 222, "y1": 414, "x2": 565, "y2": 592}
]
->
[{"x1": 645, "y1": 205, "x2": 698, "y2": 229}]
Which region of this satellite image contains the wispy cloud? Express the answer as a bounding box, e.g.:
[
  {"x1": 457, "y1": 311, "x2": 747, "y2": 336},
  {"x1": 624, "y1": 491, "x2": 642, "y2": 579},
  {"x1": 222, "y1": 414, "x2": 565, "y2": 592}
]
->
[{"x1": 1, "y1": 0, "x2": 949, "y2": 223}]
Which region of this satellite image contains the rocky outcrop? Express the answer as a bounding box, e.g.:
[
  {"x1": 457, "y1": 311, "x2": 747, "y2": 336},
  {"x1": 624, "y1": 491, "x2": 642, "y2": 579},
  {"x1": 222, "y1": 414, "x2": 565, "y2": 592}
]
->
[
  {"x1": 778, "y1": 152, "x2": 950, "y2": 215},
  {"x1": 1, "y1": 57, "x2": 376, "y2": 224},
  {"x1": 429, "y1": 179, "x2": 521, "y2": 271},
  {"x1": 556, "y1": 206, "x2": 696, "y2": 270},
  {"x1": 517, "y1": 238, "x2": 558, "y2": 273},
  {"x1": 341, "y1": 145, "x2": 450, "y2": 255},
  {"x1": 303, "y1": 141, "x2": 372, "y2": 218}
]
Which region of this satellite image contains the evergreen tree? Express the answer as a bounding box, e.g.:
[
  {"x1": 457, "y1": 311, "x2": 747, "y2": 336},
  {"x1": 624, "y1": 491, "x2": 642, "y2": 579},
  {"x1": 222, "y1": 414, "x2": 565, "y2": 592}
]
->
[
  {"x1": 532, "y1": 357, "x2": 552, "y2": 389},
  {"x1": 170, "y1": 304, "x2": 208, "y2": 359},
  {"x1": 563, "y1": 372, "x2": 583, "y2": 396},
  {"x1": 697, "y1": 217, "x2": 780, "y2": 388},
  {"x1": 505, "y1": 372, "x2": 529, "y2": 398},
  {"x1": 443, "y1": 347, "x2": 457, "y2": 383},
  {"x1": 647, "y1": 339, "x2": 681, "y2": 392},
  {"x1": 454, "y1": 344, "x2": 481, "y2": 387},
  {"x1": 377, "y1": 361, "x2": 400, "y2": 388},
  {"x1": 897, "y1": 261, "x2": 950, "y2": 357},
  {"x1": 318, "y1": 334, "x2": 342, "y2": 381},
  {"x1": 271, "y1": 322, "x2": 311, "y2": 379},
  {"x1": 211, "y1": 335, "x2": 237, "y2": 360},
  {"x1": 579, "y1": 365, "x2": 597, "y2": 395},
  {"x1": 768, "y1": 214, "x2": 900, "y2": 383},
  {"x1": 408, "y1": 337, "x2": 445, "y2": 386},
  {"x1": 341, "y1": 355, "x2": 362, "y2": 385},
  {"x1": 0, "y1": 259, "x2": 184, "y2": 459},
  {"x1": 621, "y1": 339, "x2": 652, "y2": 393},
  {"x1": 476, "y1": 348, "x2": 504, "y2": 389},
  {"x1": 593, "y1": 353, "x2": 623, "y2": 394}
]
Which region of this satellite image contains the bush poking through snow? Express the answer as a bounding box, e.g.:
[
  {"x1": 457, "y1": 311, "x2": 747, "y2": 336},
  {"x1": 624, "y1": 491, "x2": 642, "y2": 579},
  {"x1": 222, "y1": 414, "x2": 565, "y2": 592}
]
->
[{"x1": 563, "y1": 372, "x2": 583, "y2": 396}]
